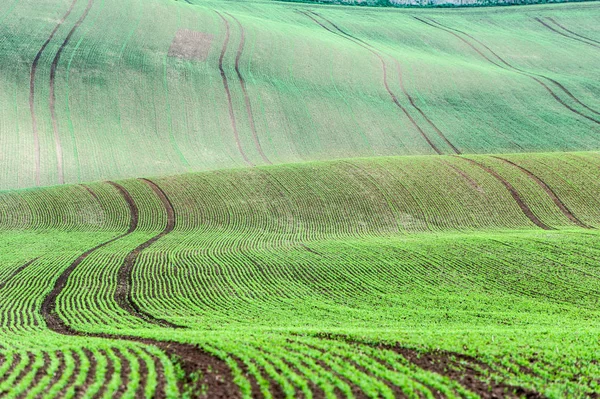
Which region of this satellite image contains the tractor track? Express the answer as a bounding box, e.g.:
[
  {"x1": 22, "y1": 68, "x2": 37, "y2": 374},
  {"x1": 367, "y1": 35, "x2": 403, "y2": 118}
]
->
[
  {"x1": 215, "y1": 11, "x2": 254, "y2": 166},
  {"x1": 225, "y1": 12, "x2": 272, "y2": 165},
  {"x1": 300, "y1": 10, "x2": 444, "y2": 155},
  {"x1": 49, "y1": 0, "x2": 95, "y2": 185},
  {"x1": 414, "y1": 17, "x2": 600, "y2": 126},
  {"x1": 454, "y1": 156, "x2": 552, "y2": 230},
  {"x1": 29, "y1": 0, "x2": 79, "y2": 186},
  {"x1": 535, "y1": 17, "x2": 600, "y2": 50},
  {"x1": 491, "y1": 156, "x2": 591, "y2": 229},
  {"x1": 311, "y1": 11, "x2": 461, "y2": 154},
  {"x1": 38, "y1": 182, "x2": 240, "y2": 397}
]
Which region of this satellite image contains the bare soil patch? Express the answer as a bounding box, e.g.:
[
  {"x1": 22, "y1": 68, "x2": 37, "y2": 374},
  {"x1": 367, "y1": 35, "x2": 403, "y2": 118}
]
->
[{"x1": 168, "y1": 30, "x2": 214, "y2": 61}]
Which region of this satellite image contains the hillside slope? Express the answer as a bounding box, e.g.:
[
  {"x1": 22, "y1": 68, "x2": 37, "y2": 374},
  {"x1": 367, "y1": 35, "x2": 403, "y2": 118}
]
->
[
  {"x1": 0, "y1": 0, "x2": 599, "y2": 188},
  {"x1": 1, "y1": 152, "x2": 600, "y2": 397}
]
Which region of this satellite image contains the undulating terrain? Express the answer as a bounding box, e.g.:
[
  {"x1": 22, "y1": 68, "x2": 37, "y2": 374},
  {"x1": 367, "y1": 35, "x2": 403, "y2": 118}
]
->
[{"x1": 1, "y1": 0, "x2": 599, "y2": 397}]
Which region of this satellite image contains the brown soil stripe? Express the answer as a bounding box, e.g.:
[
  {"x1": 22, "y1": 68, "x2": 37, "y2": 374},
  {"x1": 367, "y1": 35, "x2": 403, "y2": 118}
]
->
[
  {"x1": 300, "y1": 11, "x2": 443, "y2": 155},
  {"x1": 113, "y1": 178, "x2": 182, "y2": 328},
  {"x1": 41, "y1": 182, "x2": 139, "y2": 333},
  {"x1": 428, "y1": 17, "x2": 600, "y2": 118},
  {"x1": 37, "y1": 183, "x2": 241, "y2": 397},
  {"x1": 112, "y1": 348, "x2": 130, "y2": 399},
  {"x1": 79, "y1": 348, "x2": 96, "y2": 398},
  {"x1": 215, "y1": 11, "x2": 254, "y2": 167},
  {"x1": 441, "y1": 160, "x2": 483, "y2": 192},
  {"x1": 416, "y1": 17, "x2": 600, "y2": 125},
  {"x1": 491, "y1": 156, "x2": 591, "y2": 229},
  {"x1": 49, "y1": 0, "x2": 95, "y2": 185},
  {"x1": 314, "y1": 334, "x2": 545, "y2": 399},
  {"x1": 547, "y1": 17, "x2": 600, "y2": 45},
  {"x1": 455, "y1": 156, "x2": 552, "y2": 230},
  {"x1": 0, "y1": 258, "x2": 38, "y2": 290},
  {"x1": 91, "y1": 349, "x2": 112, "y2": 399},
  {"x1": 313, "y1": 11, "x2": 460, "y2": 154},
  {"x1": 56, "y1": 350, "x2": 80, "y2": 397},
  {"x1": 225, "y1": 12, "x2": 271, "y2": 165},
  {"x1": 536, "y1": 17, "x2": 600, "y2": 49},
  {"x1": 29, "y1": 0, "x2": 79, "y2": 186}
]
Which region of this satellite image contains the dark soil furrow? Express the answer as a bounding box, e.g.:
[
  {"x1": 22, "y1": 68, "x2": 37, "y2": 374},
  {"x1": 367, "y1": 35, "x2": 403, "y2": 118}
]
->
[
  {"x1": 233, "y1": 355, "x2": 262, "y2": 399},
  {"x1": 49, "y1": 0, "x2": 95, "y2": 184},
  {"x1": 215, "y1": 11, "x2": 254, "y2": 166},
  {"x1": 0, "y1": 353, "x2": 20, "y2": 386},
  {"x1": 417, "y1": 17, "x2": 600, "y2": 125},
  {"x1": 429, "y1": 17, "x2": 600, "y2": 117},
  {"x1": 312, "y1": 11, "x2": 460, "y2": 154},
  {"x1": 536, "y1": 17, "x2": 600, "y2": 49},
  {"x1": 29, "y1": 0, "x2": 79, "y2": 186},
  {"x1": 144, "y1": 349, "x2": 166, "y2": 399},
  {"x1": 491, "y1": 156, "x2": 591, "y2": 229},
  {"x1": 225, "y1": 12, "x2": 271, "y2": 165},
  {"x1": 41, "y1": 183, "x2": 139, "y2": 333},
  {"x1": 314, "y1": 334, "x2": 545, "y2": 399},
  {"x1": 300, "y1": 11, "x2": 443, "y2": 155},
  {"x1": 57, "y1": 350, "x2": 80, "y2": 397},
  {"x1": 113, "y1": 178, "x2": 182, "y2": 328},
  {"x1": 455, "y1": 157, "x2": 552, "y2": 230},
  {"x1": 546, "y1": 17, "x2": 600, "y2": 45},
  {"x1": 12, "y1": 352, "x2": 36, "y2": 392},
  {"x1": 91, "y1": 349, "x2": 112, "y2": 399},
  {"x1": 76, "y1": 349, "x2": 96, "y2": 398},
  {"x1": 441, "y1": 160, "x2": 484, "y2": 193},
  {"x1": 112, "y1": 348, "x2": 131, "y2": 399},
  {"x1": 0, "y1": 258, "x2": 38, "y2": 290}
]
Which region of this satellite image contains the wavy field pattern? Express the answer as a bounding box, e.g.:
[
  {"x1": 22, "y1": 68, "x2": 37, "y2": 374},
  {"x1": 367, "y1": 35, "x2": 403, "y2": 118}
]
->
[
  {"x1": 1, "y1": 0, "x2": 600, "y2": 397},
  {"x1": 0, "y1": 0, "x2": 600, "y2": 188}
]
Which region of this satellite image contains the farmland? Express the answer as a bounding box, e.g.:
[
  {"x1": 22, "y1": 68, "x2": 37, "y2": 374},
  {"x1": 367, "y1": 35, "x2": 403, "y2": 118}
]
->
[{"x1": 1, "y1": 0, "x2": 600, "y2": 397}]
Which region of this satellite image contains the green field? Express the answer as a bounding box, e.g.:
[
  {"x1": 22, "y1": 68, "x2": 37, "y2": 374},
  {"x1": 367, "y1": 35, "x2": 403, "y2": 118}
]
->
[{"x1": 1, "y1": 0, "x2": 600, "y2": 397}]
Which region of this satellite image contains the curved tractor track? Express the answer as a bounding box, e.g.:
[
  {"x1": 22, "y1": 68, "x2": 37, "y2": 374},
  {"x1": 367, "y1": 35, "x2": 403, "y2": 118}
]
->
[
  {"x1": 215, "y1": 11, "x2": 254, "y2": 167},
  {"x1": 311, "y1": 10, "x2": 461, "y2": 155},
  {"x1": 454, "y1": 156, "x2": 552, "y2": 230},
  {"x1": 39, "y1": 180, "x2": 240, "y2": 397},
  {"x1": 535, "y1": 17, "x2": 600, "y2": 50},
  {"x1": 491, "y1": 156, "x2": 592, "y2": 229},
  {"x1": 300, "y1": 10, "x2": 453, "y2": 155},
  {"x1": 413, "y1": 17, "x2": 600, "y2": 126},
  {"x1": 29, "y1": 0, "x2": 79, "y2": 186}
]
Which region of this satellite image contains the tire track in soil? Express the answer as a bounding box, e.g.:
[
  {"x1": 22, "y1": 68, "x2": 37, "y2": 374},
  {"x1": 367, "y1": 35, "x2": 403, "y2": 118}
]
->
[
  {"x1": 315, "y1": 334, "x2": 545, "y2": 399},
  {"x1": 0, "y1": 258, "x2": 38, "y2": 290},
  {"x1": 215, "y1": 11, "x2": 254, "y2": 167},
  {"x1": 225, "y1": 12, "x2": 272, "y2": 165},
  {"x1": 299, "y1": 11, "x2": 444, "y2": 155},
  {"x1": 431, "y1": 17, "x2": 600, "y2": 118},
  {"x1": 546, "y1": 17, "x2": 600, "y2": 45},
  {"x1": 454, "y1": 156, "x2": 552, "y2": 230},
  {"x1": 49, "y1": 0, "x2": 95, "y2": 185},
  {"x1": 39, "y1": 183, "x2": 241, "y2": 398},
  {"x1": 113, "y1": 178, "x2": 182, "y2": 328},
  {"x1": 535, "y1": 17, "x2": 600, "y2": 50},
  {"x1": 414, "y1": 17, "x2": 600, "y2": 126},
  {"x1": 491, "y1": 156, "x2": 592, "y2": 229},
  {"x1": 29, "y1": 0, "x2": 79, "y2": 186},
  {"x1": 311, "y1": 11, "x2": 461, "y2": 155}
]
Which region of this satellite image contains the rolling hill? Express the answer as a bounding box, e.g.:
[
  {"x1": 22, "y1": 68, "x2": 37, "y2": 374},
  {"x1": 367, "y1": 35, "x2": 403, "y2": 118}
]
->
[{"x1": 0, "y1": 0, "x2": 599, "y2": 397}]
